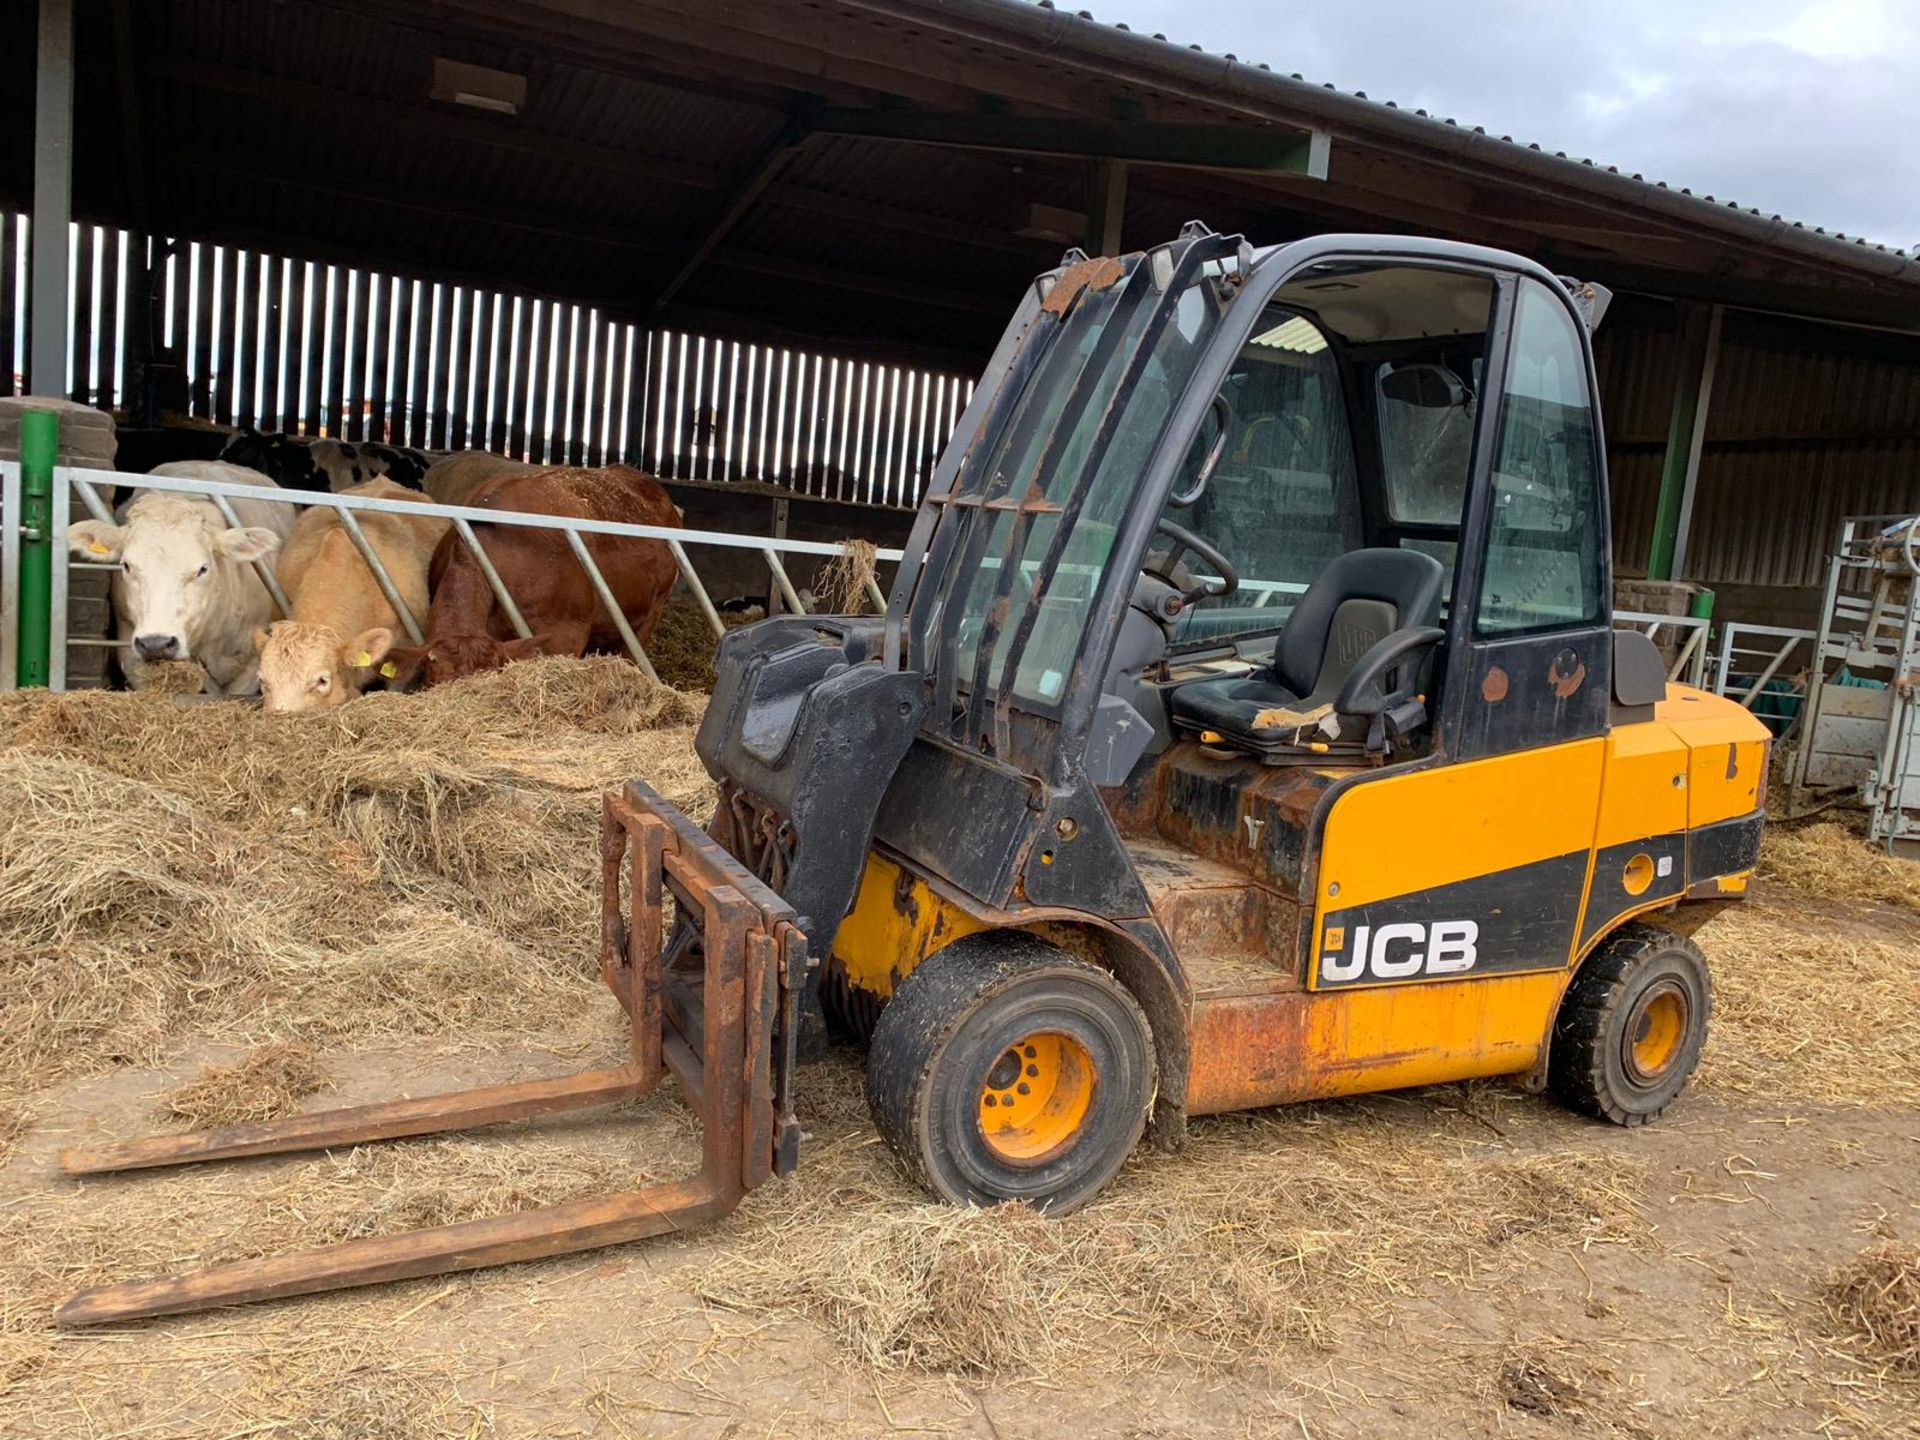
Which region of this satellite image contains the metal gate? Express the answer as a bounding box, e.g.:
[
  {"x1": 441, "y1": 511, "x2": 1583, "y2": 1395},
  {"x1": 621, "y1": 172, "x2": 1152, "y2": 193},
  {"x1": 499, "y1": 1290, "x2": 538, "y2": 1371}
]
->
[
  {"x1": 1, "y1": 453, "x2": 899, "y2": 694},
  {"x1": 1790, "y1": 513, "x2": 1920, "y2": 855}
]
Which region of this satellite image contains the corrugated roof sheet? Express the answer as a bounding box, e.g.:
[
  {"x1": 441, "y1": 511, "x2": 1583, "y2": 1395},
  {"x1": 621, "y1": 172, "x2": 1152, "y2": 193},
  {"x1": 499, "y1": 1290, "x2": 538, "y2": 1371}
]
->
[{"x1": 1017, "y1": 0, "x2": 1913, "y2": 260}]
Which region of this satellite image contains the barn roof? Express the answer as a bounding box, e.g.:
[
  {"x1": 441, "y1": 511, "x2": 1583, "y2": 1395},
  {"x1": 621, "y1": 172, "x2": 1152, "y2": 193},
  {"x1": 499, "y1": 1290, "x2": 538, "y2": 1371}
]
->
[{"x1": 9, "y1": 0, "x2": 1920, "y2": 368}]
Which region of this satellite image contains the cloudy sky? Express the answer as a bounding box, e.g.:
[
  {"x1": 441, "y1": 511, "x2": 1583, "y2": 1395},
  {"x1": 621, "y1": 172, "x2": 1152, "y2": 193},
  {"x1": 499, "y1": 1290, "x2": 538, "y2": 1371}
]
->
[{"x1": 1083, "y1": 0, "x2": 1918, "y2": 250}]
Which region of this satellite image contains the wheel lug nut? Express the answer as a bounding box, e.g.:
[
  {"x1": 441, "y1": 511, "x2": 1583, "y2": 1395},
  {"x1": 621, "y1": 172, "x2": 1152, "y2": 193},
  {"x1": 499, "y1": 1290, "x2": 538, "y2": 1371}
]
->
[
  {"x1": 1023, "y1": 1046, "x2": 1037, "y2": 1058},
  {"x1": 984, "y1": 1094, "x2": 997, "y2": 1107},
  {"x1": 1026, "y1": 1065, "x2": 1039, "y2": 1077},
  {"x1": 1016, "y1": 1082, "x2": 1031, "y2": 1095}
]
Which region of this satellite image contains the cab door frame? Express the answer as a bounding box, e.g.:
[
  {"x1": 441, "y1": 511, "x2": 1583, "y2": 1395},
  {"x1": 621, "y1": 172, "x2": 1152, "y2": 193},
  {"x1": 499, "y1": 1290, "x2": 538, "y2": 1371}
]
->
[
  {"x1": 1440, "y1": 272, "x2": 1617, "y2": 763},
  {"x1": 1298, "y1": 262, "x2": 1618, "y2": 994}
]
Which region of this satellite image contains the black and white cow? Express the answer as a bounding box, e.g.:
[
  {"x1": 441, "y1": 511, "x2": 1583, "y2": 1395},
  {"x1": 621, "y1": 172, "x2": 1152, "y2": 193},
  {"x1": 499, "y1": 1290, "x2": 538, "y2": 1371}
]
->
[{"x1": 219, "y1": 428, "x2": 432, "y2": 494}]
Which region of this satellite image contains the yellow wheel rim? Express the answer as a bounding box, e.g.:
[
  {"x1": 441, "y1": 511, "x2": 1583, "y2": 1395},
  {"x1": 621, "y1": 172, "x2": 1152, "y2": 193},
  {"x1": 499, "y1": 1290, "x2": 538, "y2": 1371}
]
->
[
  {"x1": 1626, "y1": 983, "x2": 1688, "y2": 1084},
  {"x1": 977, "y1": 1031, "x2": 1096, "y2": 1164}
]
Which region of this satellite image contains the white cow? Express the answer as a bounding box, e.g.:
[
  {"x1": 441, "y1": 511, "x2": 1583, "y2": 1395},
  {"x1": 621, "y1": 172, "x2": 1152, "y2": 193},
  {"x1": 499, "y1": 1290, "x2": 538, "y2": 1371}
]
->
[{"x1": 66, "y1": 461, "x2": 297, "y2": 695}]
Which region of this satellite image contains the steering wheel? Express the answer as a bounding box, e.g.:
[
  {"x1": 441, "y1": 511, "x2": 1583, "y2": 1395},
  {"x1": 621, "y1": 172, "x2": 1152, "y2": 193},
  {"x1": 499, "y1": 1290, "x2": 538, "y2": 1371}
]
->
[{"x1": 1147, "y1": 518, "x2": 1239, "y2": 611}]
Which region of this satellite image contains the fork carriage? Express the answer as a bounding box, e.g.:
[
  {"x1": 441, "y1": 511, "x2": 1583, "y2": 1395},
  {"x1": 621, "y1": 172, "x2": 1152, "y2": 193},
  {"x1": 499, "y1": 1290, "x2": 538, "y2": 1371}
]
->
[{"x1": 55, "y1": 780, "x2": 797, "y2": 1326}]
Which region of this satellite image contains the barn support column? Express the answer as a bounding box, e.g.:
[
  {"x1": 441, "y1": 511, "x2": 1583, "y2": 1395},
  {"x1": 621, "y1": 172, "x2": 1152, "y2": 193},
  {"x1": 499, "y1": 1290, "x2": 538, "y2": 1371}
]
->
[
  {"x1": 1647, "y1": 302, "x2": 1724, "y2": 581},
  {"x1": 30, "y1": 0, "x2": 75, "y2": 398},
  {"x1": 1087, "y1": 159, "x2": 1128, "y2": 255}
]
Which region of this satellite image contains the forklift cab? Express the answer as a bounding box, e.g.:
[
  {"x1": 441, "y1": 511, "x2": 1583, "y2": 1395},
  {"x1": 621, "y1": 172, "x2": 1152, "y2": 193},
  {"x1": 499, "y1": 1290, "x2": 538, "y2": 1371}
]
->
[
  {"x1": 892, "y1": 228, "x2": 1616, "y2": 782},
  {"x1": 1081, "y1": 242, "x2": 1610, "y2": 777}
]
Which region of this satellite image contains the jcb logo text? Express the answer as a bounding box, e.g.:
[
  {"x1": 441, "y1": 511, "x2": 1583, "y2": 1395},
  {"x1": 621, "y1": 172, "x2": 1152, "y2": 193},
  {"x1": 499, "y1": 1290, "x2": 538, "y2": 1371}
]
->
[{"x1": 1318, "y1": 920, "x2": 1480, "y2": 985}]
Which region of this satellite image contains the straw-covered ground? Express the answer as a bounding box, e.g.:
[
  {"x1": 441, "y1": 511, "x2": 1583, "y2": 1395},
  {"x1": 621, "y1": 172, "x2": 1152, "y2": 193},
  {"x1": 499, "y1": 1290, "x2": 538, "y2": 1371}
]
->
[{"x1": 1, "y1": 666, "x2": 1915, "y2": 1437}]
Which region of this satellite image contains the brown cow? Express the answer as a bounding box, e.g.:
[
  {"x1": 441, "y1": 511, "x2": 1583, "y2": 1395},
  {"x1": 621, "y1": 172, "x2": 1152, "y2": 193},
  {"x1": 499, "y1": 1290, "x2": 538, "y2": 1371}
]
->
[
  {"x1": 423, "y1": 449, "x2": 536, "y2": 508},
  {"x1": 387, "y1": 465, "x2": 681, "y2": 687}
]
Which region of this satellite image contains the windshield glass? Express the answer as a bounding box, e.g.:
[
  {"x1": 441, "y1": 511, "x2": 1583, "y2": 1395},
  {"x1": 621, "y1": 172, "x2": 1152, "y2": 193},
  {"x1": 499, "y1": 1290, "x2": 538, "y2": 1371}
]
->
[{"x1": 940, "y1": 263, "x2": 1233, "y2": 709}]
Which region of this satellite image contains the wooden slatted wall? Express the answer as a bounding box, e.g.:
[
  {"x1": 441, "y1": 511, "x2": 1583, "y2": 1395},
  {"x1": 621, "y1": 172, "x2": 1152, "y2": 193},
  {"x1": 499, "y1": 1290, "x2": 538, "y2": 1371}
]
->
[{"x1": 11, "y1": 219, "x2": 975, "y2": 508}]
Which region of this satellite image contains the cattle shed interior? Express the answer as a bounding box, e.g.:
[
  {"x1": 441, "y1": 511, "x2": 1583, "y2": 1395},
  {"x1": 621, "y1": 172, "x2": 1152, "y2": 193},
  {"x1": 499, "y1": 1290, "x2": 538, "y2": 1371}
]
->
[{"x1": 9, "y1": 0, "x2": 1920, "y2": 625}]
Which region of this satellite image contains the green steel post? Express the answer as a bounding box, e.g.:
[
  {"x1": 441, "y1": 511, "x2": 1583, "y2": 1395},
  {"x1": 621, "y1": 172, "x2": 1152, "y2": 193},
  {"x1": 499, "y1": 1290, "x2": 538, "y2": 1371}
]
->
[
  {"x1": 16, "y1": 409, "x2": 58, "y2": 688},
  {"x1": 1647, "y1": 304, "x2": 1723, "y2": 581}
]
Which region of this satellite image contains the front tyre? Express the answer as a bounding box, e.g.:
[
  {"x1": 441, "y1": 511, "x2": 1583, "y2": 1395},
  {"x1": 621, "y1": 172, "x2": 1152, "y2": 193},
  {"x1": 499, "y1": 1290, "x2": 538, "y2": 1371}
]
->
[
  {"x1": 1549, "y1": 922, "x2": 1712, "y2": 1126},
  {"x1": 866, "y1": 934, "x2": 1154, "y2": 1212}
]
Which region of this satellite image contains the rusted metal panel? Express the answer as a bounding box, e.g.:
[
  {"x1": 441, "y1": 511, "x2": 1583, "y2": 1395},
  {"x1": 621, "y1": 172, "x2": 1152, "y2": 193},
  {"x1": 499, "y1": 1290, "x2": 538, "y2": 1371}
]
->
[
  {"x1": 1184, "y1": 971, "x2": 1566, "y2": 1116},
  {"x1": 1041, "y1": 254, "x2": 1128, "y2": 314}
]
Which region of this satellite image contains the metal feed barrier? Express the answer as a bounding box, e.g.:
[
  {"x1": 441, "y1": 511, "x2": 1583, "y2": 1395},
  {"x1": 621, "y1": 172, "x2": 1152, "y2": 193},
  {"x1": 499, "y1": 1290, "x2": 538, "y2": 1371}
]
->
[
  {"x1": 6, "y1": 448, "x2": 1714, "y2": 697},
  {"x1": 1712, "y1": 622, "x2": 1819, "y2": 710},
  {"x1": 1, "y1": 457, "x2": 900, "y2": 693}
]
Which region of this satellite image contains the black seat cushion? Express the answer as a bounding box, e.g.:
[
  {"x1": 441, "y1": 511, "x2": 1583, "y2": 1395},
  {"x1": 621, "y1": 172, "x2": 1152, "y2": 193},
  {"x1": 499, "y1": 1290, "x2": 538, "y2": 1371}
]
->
[
  {"x1": 1168, "y1": 547, "x2": 1445, "y2": 751},
  {"x1": 1168, "y1": 675, "x2": 1303, "y2": 736}
]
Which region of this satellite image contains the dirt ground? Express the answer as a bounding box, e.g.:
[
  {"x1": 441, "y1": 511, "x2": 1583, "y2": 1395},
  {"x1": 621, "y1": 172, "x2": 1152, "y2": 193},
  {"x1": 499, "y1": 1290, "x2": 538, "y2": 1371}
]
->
[
  {"x1": 0, "y1": 671, "x2": 1915, "y2": 1438},
  {"x1": 1, "y1": 884, "x2": 1913, "y2": 1439}
]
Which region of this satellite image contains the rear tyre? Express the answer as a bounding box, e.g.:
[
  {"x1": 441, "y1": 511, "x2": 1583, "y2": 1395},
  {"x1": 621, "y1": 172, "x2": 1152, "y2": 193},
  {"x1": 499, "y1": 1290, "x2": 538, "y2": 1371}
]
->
[
  {"x1": 1549, "y1": 922, "x2": 1711, "y2": 1126},
  {"x1": 866, "y1": 934, "x2": 1154, "y2": 1212}
]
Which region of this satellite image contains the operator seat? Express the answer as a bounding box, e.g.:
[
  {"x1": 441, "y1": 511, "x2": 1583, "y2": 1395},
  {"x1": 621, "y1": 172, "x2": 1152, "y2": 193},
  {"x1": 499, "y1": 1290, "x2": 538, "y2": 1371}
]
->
[{"x1": 1168, "y1": 547, "x2": 1445, "y2": 759}]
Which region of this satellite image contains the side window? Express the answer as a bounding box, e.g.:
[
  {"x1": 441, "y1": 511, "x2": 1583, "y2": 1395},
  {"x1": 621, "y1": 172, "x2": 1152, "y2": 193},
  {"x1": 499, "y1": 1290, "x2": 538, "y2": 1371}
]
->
[{"x1": 1476, "y1": 280, "x2": 1604, "y2": 636}]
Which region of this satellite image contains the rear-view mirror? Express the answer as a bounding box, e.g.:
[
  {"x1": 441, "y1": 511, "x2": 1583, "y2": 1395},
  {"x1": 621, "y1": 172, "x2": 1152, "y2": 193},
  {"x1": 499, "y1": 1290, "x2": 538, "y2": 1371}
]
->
[{"x1": 1380, "y1": 362, "x2": 1468, "y2": 409}]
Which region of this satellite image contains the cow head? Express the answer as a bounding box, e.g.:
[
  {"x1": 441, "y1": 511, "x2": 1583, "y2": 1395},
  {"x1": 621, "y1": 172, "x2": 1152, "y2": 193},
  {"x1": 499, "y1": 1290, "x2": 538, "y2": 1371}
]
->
[
  {"x1": 384, "y1": 632, "x2": 562, "y2": 688},
  {"x1": 218, "y1": 427, "x2": 273, "y2": 473},
  {"x1": 69, "y1": 497, "x2": 281, "y2": 664},
  {"x1": 255, "y1": 621, "x2": 394, "y2": 712}
]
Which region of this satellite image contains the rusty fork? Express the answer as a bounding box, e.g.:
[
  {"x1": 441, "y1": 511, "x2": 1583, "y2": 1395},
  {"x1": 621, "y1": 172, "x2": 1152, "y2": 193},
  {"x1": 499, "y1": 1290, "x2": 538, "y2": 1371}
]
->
[{"x1": 54, "y1": 781, "x2": 802, "y2": 1326}]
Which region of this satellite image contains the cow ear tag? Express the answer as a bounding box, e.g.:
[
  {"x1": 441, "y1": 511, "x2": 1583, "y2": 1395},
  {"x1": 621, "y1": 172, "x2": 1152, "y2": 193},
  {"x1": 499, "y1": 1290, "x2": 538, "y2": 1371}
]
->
[
  {"x1": 351, "y1": 650, "x2": 373, "y2": 667},
  {"x1": 88, "y1": 541, "x2": 110, "y2": 556},
  {"x1": 379, "y1": 661, "x2": 397, "y2": 678}
]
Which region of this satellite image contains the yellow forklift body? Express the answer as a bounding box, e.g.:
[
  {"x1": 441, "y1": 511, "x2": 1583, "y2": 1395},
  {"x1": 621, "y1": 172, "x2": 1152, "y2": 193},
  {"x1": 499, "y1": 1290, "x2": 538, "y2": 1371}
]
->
[{"x1": 833, "y1": 687, "x2": 1767, "y2": 1120}]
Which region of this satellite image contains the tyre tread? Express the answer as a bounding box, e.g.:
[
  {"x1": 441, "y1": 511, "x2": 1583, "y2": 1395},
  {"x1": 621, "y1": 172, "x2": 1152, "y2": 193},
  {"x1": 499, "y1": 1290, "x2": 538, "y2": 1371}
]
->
[
  {"x1": 1549, "y1": 921, "x2": 1710, "y2": 1126},
  {"x1": 866, "y1": 933, "x2": 1150, "y2": 1209}
]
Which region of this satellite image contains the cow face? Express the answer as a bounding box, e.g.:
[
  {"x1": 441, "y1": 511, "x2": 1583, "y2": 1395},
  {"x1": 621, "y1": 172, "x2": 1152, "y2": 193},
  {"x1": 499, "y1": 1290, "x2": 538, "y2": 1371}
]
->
[
  {"x1": 385, "y1": 632, "x2": 558, "y2": 687},
  {"x1": 255, "y1": 621, "x2": 393, "y2": 712},
  {"x1": 69, "y1": 500, "x2": 281, "y2": 664}
]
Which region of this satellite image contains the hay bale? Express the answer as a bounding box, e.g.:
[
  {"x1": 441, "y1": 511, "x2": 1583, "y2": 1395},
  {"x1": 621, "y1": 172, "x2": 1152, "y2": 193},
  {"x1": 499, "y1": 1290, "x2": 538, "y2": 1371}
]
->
[
  {"x1": 1760, "y1": 822, "x2": 1920, "y2": 913},
  {"x1": 1826, "y1": 1242, "x2": 1920, "y2": 1374},
  {"x1": 815, "y1": 539, "x2": 879, "y2": 616},
  {"x1": 160, "y1": 1043, "x2": 332, "y2": 1127},
  {"x1": 0, "y1": 658, "x2": 711, "y2": 1102}
]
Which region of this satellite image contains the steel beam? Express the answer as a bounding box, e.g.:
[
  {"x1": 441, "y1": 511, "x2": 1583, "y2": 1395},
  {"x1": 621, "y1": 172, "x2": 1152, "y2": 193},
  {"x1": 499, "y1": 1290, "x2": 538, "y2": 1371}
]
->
[
  {"x1": 1647, "y1": 303, "x2": 1723, "y2": 581},
  {"x1": 651, "y1": 118, "x2": 815, "y2": 315},
  {"x1": 1086, "y1": 159, "x2": 1128, "y2": 255},
  {"x1": 30, "y1": 0, "x2": 75, "y2": 397},
  {"x1": 812, "y1": 106, "x2": 1326, "y2": 174}
]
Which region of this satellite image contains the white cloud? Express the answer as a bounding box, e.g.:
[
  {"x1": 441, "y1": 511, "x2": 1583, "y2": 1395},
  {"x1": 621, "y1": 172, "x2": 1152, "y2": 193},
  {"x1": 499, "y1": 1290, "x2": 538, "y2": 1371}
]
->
[{"x1": 1077, "y1": 0, "x2": 1918, "y2": 246}]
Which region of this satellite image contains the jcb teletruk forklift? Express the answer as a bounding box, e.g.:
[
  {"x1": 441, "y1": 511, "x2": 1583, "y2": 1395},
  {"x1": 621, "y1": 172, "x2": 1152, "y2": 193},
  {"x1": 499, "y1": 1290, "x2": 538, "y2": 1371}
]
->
[{"x1": 58, "y1": 226, "x2": 1768, "y2": 1323}]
